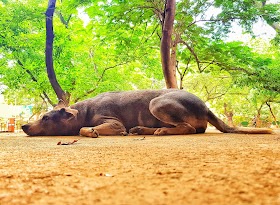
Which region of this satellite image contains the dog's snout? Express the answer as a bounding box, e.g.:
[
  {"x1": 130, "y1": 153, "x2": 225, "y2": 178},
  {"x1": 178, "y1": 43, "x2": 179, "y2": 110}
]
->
[{"x1": 21, "y1": 124, "x2": 30, "y2": 132}]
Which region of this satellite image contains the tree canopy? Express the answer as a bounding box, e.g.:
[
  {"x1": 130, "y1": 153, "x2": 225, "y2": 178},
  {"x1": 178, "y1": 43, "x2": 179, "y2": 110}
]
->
[{"x1": 0, "y1": 0, "x2": 279, "y2": 125}]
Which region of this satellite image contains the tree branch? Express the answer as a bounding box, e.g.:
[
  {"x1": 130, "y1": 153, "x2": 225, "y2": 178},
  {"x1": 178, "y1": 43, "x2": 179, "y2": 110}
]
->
[
  {"x1": 75, "y1": 62, "x2": 129, "y2": 102},
  {"x1": 187, "y1": 18, "x2": 243, "y2": 28},
  {"x1": 17, "y1": 60, "x2": 54, "y2": 106},
  {"x1": 55, "y1": 10, "x2": 72, "y2": 28},
  {"x1": 179, "y1": 39, "x2": 201, "y2": 72},
  {"x1": 200, "y1": 59, "x2": 215, "y2": 72}
]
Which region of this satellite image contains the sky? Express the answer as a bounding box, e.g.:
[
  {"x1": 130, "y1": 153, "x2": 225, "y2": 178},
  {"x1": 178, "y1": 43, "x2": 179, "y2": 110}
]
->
[{"x1": 227, "y1": 20, "x2": 276, "y2": 42}]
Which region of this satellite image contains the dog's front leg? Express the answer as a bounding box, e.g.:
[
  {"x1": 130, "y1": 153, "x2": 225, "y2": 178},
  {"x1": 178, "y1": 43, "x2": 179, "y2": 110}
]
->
[
  {"x1": 80, "y1": 127, "x2": 99, "y2": 138},
  {"x1": 80, "y1": 121, "x2": 127, "y2": 137}
]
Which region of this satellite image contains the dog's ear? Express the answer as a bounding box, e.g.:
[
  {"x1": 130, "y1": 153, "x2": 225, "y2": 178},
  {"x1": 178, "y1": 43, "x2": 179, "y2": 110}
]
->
[
  {"x1": 59, "y1": 107, "x2": 78, "y2": 121},
  {"x1": 54, "y1": 99, "x2": 67, "y2": 110}
]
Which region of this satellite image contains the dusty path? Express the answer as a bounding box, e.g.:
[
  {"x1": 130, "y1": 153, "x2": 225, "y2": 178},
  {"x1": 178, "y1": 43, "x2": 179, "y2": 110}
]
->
[{"x1": 0, "y1": 130, "x2": 280, "y2": 205}]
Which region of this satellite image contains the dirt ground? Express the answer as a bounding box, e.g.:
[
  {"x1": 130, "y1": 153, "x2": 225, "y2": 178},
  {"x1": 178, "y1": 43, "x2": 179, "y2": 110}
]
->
[{"x1": 0, "y1": 129, "x2": 280, "y2": 205}]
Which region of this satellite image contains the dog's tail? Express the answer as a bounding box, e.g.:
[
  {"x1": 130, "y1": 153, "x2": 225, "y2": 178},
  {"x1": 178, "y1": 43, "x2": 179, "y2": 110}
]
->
[{"x1": 207, "y1": 110, "x2": 273, "y2": 134}]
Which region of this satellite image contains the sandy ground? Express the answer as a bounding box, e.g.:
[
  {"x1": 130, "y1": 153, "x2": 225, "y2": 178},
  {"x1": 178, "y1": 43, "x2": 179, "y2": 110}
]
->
[{"x1": 0, "y1": 129, "x2": 280, "y2": 205}]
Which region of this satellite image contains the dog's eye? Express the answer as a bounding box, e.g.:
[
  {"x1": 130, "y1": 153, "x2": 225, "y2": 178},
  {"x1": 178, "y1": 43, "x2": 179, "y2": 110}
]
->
[{"x1": 42, "y1": 116, "x2": 49, "y2": 121}]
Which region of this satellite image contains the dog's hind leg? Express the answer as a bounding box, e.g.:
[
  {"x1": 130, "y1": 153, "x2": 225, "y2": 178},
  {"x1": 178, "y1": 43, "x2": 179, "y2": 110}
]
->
[
  {"x1": 129, "y1": 124, "x2": 195, "y2": 135},
  {"x1": 152, "y1": 119, "x2": 197, "y2": 135},
  {"x1": 148, "y1": 95, "x2": 205, "y2": 135},
  {"x1": 129, "y1": 126, "x2": 158, "y2": 135},
  {"x1": 153, "y1": 123, "x2": 196, "y2": 135}
]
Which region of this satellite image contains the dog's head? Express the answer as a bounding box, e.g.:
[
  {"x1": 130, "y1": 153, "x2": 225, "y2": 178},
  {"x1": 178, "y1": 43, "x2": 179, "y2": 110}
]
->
[{"x1": 22, "y1": 106, "x2": 79, "y2": 136}]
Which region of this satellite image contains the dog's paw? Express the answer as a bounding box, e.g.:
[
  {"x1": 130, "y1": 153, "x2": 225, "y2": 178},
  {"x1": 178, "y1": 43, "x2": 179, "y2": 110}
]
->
[
  {"x1": 79, "y1": 127, "x2": 99, "y2": 138},
  {"x1": 129, "y1": 126, "x2": 144, "y2": 135},
  {"x1": 154, "y1": 128, "x2": 168, "y2": 135},
  {"x1": 121, "y1": 131, "x2": 128, "y2": 136}
]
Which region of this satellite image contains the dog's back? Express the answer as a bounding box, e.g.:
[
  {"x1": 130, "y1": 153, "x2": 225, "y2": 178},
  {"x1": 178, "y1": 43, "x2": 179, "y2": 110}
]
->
[{"x1": 72, "y1": 89, "x2": 178, "y2": 129}]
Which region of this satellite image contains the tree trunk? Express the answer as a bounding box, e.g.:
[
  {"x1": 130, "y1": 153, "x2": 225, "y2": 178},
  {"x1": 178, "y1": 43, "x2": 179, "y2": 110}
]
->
[
  {"x1": 266, "y1": 102, "x2": 278, "y2": 128},
  {"x1": 45, "y1": 0, "x2": 70, "y2": 106},
  {"x1": 224, "y1": 103, "x2": 234, "y2": 126},
  {"x1": 255, "y1": 103, "x2": 264, "y2": 127},
  {"x1": 160, "y1": 0, "x2": 178, "y2": 89}
]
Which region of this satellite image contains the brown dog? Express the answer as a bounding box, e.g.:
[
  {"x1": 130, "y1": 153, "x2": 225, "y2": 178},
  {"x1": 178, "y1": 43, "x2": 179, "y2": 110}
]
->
[{"x1": 22, "y1": 89, "x2": 272, "y2": 137}]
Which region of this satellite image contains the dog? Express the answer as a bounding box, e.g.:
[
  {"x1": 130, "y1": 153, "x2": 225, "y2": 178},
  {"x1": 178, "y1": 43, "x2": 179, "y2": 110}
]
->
[{"x1": 22, "y1": 89, "x2": 272, "y2": 137}]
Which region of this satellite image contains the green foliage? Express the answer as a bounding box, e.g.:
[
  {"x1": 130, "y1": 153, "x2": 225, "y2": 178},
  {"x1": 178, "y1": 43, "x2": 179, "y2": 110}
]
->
[
  {"x1": 184, "y1": 72, "x2": 280, "y2": 126},
  {"x1": 0, "y1": 0, "x2": 164, "y2": 105}
]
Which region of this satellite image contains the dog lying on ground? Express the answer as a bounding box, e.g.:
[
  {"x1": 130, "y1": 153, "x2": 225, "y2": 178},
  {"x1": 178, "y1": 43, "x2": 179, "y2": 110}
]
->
[{"x1": 22, "y1": 89, "x2": 272, "y2": 137}]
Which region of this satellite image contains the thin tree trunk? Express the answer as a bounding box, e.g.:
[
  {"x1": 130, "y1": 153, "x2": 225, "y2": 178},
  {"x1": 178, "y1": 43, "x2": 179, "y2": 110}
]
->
[
  {"x1": 160, "y1": 0, "x2": 178, "y2": 88},
  {"x1": 266, "y1": 102, "x2": 278, "y2": 128},
  {"x1": 45, "y1": 0, "x2": 70, "y2": 106},
  {"x1": 224, "y1": 103, "x2": 234, "y2": 126},
  {"x1": 255, "y1": 103, "x2": 264, "y2": 127}
]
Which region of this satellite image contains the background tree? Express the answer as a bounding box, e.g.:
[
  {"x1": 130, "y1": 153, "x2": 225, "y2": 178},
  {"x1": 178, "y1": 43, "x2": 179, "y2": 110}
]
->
[
  {"x1": 45, "y1": 0, "x2": 70, "y2": 105},
  {"x1": 160, "y1": 0, "x2": 177, "y2": 88}
]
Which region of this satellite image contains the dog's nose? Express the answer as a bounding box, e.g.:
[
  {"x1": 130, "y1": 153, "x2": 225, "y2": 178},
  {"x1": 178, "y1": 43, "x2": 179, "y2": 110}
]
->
[{"x1": 21, "y1": 124, "x2": 30, "y2": 132}]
